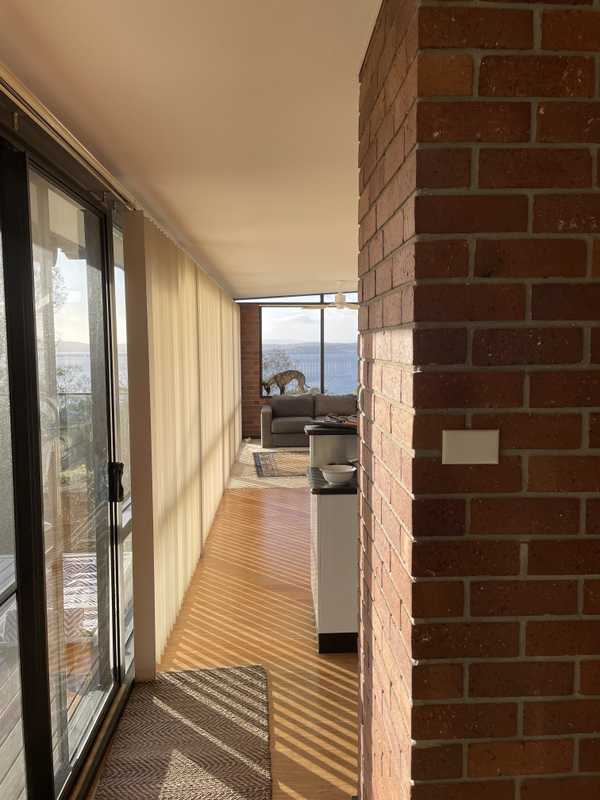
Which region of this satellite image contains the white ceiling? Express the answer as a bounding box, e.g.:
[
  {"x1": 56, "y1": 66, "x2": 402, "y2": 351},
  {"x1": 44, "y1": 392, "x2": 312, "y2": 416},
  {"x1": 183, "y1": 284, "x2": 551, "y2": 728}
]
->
[{"x1": 0, "y1": 0, "x2": 380, "y2": 298}]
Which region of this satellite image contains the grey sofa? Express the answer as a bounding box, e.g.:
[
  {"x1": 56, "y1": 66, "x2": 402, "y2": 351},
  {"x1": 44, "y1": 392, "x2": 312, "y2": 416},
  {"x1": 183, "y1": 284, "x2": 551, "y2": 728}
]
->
[{"x1": 261, "y1": 393, "x2": 357, "y2": 448}]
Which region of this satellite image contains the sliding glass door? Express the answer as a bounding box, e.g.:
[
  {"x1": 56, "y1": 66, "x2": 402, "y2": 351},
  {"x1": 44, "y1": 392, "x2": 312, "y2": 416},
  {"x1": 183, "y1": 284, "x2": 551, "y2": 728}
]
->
[
  {"x1": 29, "y1": 171, "x2": 115, "y2": 791},
  {"x1": 0, "y1": 141, "x2": 133, "y2": 800}
]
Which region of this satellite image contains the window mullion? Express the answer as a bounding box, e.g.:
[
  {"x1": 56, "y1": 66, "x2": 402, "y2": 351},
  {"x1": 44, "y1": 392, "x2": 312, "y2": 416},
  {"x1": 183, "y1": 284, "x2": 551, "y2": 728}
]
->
[{"x1": 320, "y1": 295, "x2": 325, "y2": 394}]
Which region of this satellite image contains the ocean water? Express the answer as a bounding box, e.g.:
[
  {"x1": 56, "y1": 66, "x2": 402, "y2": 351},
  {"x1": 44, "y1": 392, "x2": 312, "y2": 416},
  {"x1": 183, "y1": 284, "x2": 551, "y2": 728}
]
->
[{"x1": 262, "y1": 341, "x2": 357, "y2": 395}]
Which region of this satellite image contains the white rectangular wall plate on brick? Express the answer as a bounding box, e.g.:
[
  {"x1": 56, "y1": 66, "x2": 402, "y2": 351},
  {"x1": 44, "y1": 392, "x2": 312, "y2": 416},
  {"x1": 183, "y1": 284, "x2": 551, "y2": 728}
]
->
[{"x1": 442, "y1": 430, "x2": 500, "y2": 465}]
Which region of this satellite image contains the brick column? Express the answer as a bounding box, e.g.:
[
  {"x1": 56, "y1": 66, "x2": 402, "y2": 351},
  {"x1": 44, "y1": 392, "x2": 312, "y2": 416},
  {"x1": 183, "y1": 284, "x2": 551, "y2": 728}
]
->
[
  {"x1": 358, "y1": 1, "x2": 419, "y2": 797},
  {"x1": 359, "y1": 1, "x2": 600, "y2": 798},
  {"x1": 240, "y1": 304, "x2": 268, "y2": 438}
]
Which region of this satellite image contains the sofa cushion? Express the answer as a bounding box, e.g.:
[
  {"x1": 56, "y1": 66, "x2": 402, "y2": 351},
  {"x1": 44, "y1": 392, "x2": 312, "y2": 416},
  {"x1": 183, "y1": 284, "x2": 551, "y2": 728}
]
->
[
  {"x1": 314, "y1": 393, "x2": 357, "y2": 417},
  {"x1": 270, "y1": 395, "x2": 314, "y2": 418},
  {"x1": 271, "y1": 416, "x2": 314, "y2": 434}
]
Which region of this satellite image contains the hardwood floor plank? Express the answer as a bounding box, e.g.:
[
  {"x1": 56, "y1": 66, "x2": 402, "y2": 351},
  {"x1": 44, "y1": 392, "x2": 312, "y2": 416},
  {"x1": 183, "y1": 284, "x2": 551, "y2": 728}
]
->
[{"x1": 160, "y1": 487, "x2": 358, "y2": 799}]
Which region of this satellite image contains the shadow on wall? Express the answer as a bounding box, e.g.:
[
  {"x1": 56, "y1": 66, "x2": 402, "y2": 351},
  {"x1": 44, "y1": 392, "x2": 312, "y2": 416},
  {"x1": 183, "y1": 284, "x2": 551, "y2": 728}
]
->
[
  {"x1": 154, "y1": 405, "x2": 241, "y2": 556},
  {"x1": 358, "y1": 387, "x2": 376, "y2": 797},
  {"x1": 152, "y1": 404, "x2": 241, "y2": 664}
]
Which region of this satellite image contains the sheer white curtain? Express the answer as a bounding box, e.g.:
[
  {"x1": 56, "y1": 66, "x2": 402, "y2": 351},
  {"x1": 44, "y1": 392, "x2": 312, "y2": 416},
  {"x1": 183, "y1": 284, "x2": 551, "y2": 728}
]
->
[
  {"x1": 197, "y1": 274, "x2": 224, "y2": 542},
  {"x1": 132, "y1": 218, "x2": 241, "y2": 661}
]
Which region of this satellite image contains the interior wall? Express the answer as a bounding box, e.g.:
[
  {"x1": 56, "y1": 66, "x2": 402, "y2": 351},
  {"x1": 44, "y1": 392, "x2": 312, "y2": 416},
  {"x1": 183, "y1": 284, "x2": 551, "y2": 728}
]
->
[
  {"x1": 240, "y1": 304, "x2": 269, "y2": 438},
  {"x1": 221, "y1": 295, "x2": 242, "y2": 479},
  {"x1": 357, "y1": 1, "x2": 418, "y2": 796},
  {"x1": 359, "y1": 0, "x2": 600, "y2": 797},
  {"x1": 125, "y1": 211, "x2": 241, "y2": 675}
]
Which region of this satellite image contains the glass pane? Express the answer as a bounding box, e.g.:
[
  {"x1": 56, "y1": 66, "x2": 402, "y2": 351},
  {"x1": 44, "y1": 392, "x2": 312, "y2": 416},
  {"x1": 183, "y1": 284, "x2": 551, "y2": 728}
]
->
[
  {"x1": 113, "y1": 230, "x2": 130, "y2": 503},
  {"x1": 261, "y1": 307, "x2": 320, "y2": 396},
  {"x1": 0, "y1": 234, "x2": 16, "y2": 597},
  {"x1": 0, "y1": 596, "x2": 27, "y2": 800},
  {"x1": 324, "y1": 307, "x2": 358, "y2": 395},
  {"x1": 30, "y1": 171, "x2": 114, "y2": 791},
  {"x1": 120, "y1": 531, "x2": 134, "y2": 674},
  {"x1": 113, "y1": 229, "x2": 134, "y2": 674}
]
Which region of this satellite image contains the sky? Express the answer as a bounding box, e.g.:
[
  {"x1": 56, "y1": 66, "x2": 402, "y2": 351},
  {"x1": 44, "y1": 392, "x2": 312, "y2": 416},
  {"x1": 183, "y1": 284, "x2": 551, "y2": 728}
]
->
[
  {"x1": 37, "y1": 247, "x2": 127, "y2": 349},
  {"x1": 262, "y1": 306, "x2": 358, "y2": 343},
  {"x1": 51, "y1": 251, "x2": 92, "y2": 345}
]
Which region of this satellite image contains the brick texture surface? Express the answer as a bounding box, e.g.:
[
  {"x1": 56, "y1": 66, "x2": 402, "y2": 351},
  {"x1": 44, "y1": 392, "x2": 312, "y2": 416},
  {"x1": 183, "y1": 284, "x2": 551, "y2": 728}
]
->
[
  {"x1": 239, "y1": 304, "x2": 268, "y2": 438},
  {"x1": 358, "y1": 2, "x2": 418, "y2": 797},
  {"x1": 359, "y1": 1, "x2": 600, "y2": 797}
]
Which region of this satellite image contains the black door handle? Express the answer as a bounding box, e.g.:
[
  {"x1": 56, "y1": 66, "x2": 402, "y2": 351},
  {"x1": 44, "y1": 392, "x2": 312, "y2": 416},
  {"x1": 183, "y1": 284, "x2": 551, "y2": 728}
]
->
[{"x1": 108, "y1": 461, "x2": 125, "y2": 502}]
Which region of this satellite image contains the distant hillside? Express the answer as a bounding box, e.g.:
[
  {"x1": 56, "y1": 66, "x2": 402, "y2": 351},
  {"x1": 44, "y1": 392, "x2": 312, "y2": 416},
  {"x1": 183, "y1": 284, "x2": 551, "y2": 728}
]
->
[
  {"x1": 56, "y1": 340, "x2": 90, "y2": 353},
  {"x1": 263, "y1": 341, "x2": 357, "y2": 351},
  {"x1": 56, "y1": 341, "x2": 127, "y2": 353}
]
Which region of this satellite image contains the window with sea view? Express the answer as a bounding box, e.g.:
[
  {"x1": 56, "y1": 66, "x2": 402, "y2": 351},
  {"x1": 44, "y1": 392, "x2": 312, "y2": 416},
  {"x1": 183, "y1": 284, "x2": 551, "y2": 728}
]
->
[{"x1": 260, "y1": 294, "x2": 358, "y2": 397}]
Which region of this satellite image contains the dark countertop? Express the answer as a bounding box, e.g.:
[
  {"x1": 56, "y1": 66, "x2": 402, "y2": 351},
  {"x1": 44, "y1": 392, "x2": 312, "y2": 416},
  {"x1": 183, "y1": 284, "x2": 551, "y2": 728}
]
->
[
  {"x1": 308, "y1": 466, "x2": 358, "y2": 495},
  {"x1": 304, "y1": 423, "x2": 358, "y2": 437}
]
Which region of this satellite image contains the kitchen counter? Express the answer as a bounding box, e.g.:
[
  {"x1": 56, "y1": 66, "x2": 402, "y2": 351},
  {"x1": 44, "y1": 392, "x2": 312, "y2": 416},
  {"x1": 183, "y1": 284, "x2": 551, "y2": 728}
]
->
[
  {"x1": 304, "y1": 423, "x2": 357, "y2": 435},
  {"x1": 305, "y1": 423, "x2": 358, "y2": 468}
]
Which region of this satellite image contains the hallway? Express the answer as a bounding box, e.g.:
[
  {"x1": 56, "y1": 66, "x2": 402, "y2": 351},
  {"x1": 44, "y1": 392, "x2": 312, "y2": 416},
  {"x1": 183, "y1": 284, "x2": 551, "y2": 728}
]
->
[{"x1": 159, "y1": 487, "x2": 359, "y2": 799}]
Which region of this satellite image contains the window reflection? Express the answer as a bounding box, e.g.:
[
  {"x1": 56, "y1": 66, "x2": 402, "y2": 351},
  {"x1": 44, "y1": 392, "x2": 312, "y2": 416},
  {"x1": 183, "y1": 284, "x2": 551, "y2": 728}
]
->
[
  {"x1": 113, "y1": 231, "x2": 130, "y2": 503},
  {"x1": 0, "y1": 597, "x2": 27, "y2": 800},
  {"x1": 0, "y1": 235, "x2": 16, "y2": 596},
  {"x1": 112, "y1": 229, "x2": 134, "y2": 674}
]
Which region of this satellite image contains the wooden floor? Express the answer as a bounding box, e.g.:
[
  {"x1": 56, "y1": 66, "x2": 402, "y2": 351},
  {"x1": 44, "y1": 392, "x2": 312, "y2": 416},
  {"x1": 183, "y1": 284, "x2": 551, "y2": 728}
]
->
[{"x1": 160, "y1": 487, "x2": 359, "y2": 799}]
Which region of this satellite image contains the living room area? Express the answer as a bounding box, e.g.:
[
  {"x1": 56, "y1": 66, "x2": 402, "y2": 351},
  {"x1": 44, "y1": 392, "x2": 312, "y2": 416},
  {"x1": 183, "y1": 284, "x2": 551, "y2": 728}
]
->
[{"x1": 236, "y1": 292, "x2": 359, "y2": 485}]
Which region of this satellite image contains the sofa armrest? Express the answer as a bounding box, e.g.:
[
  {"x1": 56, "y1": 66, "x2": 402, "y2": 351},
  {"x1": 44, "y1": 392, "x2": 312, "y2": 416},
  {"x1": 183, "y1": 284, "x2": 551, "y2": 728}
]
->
[{"x1": 261, "y1": 405, "x2": 273, "y2": 448}]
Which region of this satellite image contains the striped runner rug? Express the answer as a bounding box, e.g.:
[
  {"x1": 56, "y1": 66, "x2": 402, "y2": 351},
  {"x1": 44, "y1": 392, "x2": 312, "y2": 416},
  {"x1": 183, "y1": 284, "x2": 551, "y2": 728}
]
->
[{"x1": 94, "y1": 666, "x2": 271, "y2": 799}]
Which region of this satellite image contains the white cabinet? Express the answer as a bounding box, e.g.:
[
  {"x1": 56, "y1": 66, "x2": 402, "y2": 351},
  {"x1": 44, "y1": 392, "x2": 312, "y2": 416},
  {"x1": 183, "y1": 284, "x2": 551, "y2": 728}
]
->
[{"x1": 310, "y1": 491, "x2": 358, "y2": 653}]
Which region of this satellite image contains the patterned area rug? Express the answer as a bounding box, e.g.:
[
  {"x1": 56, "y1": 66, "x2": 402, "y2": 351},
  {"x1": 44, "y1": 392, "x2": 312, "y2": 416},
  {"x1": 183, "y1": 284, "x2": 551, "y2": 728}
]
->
[
  {"x1": 253, "y1": 449, "x2": 309, "y2": 478},
  {"x1": 94, "y1": 666, "x2": 271, "y2": 800}
]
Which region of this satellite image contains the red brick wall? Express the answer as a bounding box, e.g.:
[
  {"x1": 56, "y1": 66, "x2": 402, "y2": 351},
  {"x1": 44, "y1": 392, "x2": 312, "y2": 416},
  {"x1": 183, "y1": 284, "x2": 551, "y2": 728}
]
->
[
  {"x1": 240, "y1": 304, "x2": 267, "y2": 437},
  {"x1": 358, "y1": 0, "x2": 419, "y2": 797},
  {"x1": 359, "y1": 0, "x2": 600, "y2": 797}
]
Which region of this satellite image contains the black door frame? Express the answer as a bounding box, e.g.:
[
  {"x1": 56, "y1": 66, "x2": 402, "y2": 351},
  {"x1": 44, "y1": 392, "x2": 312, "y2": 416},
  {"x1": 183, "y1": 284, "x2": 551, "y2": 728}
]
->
[
  {"x1": 0, "y1": 124, "x2": 131, "y2": 800},
  {"x1": 0, "y1": 144, "x2": 56, "y2": 799}
]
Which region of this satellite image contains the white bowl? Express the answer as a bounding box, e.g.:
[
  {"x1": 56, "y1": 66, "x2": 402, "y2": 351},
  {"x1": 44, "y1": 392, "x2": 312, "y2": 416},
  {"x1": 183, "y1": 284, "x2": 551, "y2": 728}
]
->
[{"x1": 321, "y1": 464, "x2": 356, "y2": 486}]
